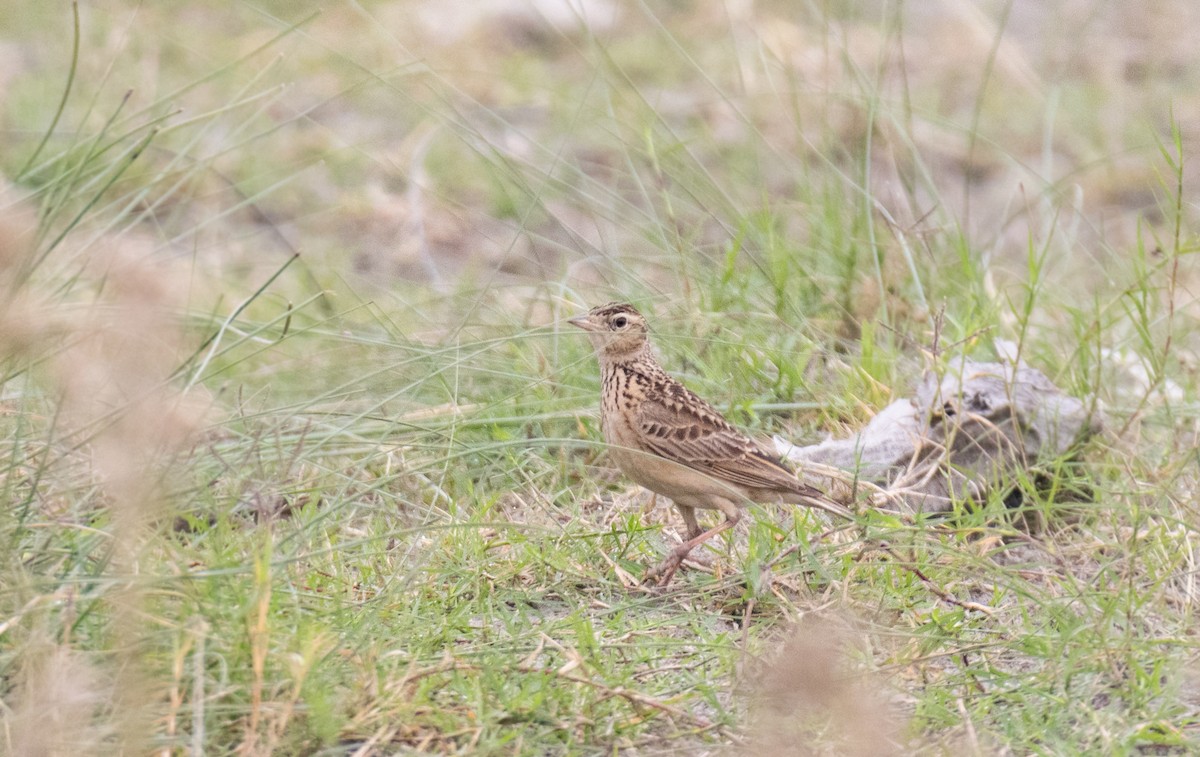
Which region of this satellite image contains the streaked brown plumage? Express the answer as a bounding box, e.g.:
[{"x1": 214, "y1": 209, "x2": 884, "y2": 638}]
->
[{"x1": 569, "y1": 302, "x2": 851, "y2": 585}]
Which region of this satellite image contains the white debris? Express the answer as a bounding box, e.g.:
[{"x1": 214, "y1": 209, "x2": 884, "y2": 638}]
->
[{"x1": 777, "y1": 344, "x2": 1104, "y2": 513}]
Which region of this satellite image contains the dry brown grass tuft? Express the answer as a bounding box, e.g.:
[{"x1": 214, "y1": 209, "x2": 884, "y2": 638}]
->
[
  {"x1": 0, "y1": 204, "x2": 42, "y2": 354},
  {"x1": 0, "y1": 202, "x2": 208, "y2": 752},
  {"x1": 6, "y1": 632, "x2": 107, "y2": 757},
  {"x1": 746, "y1": 616, "x2": 902, "y2": 757}
]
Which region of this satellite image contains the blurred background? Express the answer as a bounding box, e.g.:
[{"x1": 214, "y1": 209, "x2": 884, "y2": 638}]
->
[{"x1": 4, "y1": 1, "x2": 1196, "y2": 302}]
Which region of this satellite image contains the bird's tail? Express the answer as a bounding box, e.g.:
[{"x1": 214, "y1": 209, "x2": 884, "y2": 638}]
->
[{"x1": 793, "y1": 484, "x2": 855, "y2": 520}]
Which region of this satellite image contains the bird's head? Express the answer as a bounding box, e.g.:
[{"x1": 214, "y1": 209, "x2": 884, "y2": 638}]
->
[{"x1": 568, "y1": 302, "x2": 649, "y2": 360}]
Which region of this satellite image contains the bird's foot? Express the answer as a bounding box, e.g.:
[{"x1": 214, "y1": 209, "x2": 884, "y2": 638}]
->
[
  {"x1": 642, "y1": 559, "x2": 679, "y2": 587},
  {"x1": 643, "y1": 547, "x2": 692, "y2": 587}
]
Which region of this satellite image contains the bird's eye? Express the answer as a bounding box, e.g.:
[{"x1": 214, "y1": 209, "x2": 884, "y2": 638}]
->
[{"x1": 612, "y1": 316, "x2": 628, "y2": 329}]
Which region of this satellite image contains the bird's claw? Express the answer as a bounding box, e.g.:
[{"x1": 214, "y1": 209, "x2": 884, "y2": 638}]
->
[{"x1": 643, "y1": 554, "x2": 684, "y2": 587}]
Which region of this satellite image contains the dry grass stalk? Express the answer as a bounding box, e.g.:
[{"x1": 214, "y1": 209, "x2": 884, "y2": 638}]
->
[
  {"x1": 0, "y1": 203, "x2": 207, "y2": 753},
  {"x1": 746, "y1": 616, "x2": 901, "y2": 757}
]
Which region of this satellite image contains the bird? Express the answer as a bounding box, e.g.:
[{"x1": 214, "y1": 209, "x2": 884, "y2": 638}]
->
[{"x1": 568, "y1": 302, "x2": 852, "y2": 585}]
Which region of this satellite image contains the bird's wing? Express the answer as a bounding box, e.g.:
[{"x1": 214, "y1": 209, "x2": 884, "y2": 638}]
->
[{"x1": 635, "y1": 386, "x2": 810, "y2": 493}]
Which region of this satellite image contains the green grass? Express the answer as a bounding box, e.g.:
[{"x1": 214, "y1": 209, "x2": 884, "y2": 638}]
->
[{"x1": 2, "y1": 1, "x2": 1200, "y2": 754}]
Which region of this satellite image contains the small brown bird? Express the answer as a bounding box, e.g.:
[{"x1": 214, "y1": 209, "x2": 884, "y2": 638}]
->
[{"x1": 569, "y1": 302, "x2": 851, "y2": 585}]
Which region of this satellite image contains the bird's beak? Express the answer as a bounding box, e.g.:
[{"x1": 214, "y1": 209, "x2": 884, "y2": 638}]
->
[{"x1": 567, "y1": 315, "x2": 599, "y2": 331}]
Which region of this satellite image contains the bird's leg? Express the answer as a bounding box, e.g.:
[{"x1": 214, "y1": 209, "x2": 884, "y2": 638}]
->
[
  {"x1": 641, "y1": 492, "x2": 658, "y2": 514},
  {"x1": 645, "y1": 500, "x2": 741, "y2": 586},
  {"x1": 676, "y1": 504, "x2": 703, "y2": 540}
]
